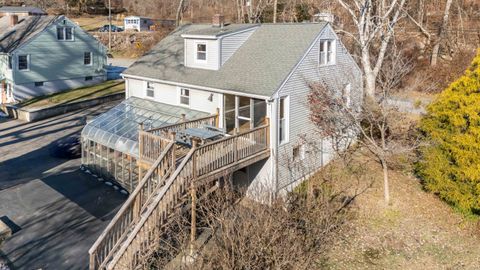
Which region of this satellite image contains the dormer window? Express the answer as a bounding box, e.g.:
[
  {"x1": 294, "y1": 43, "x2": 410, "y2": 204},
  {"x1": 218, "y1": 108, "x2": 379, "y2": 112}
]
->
[{"x1": 196, "y1": 42, "x2": 207, "y2": 61}]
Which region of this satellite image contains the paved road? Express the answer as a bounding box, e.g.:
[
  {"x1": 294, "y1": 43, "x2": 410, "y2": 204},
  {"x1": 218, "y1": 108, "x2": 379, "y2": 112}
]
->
[
  {"x1": 0, "y1": 101, "x2": 125, "y2": 270},
  {"x1": 106, "y1": 58, "x2": 137, "y2": 80}
]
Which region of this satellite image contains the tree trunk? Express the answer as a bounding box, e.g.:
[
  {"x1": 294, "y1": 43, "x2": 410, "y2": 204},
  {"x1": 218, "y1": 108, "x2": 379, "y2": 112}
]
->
[
  {"x1": 273, "y1": 0, "x2": 278, "y2": 23},
  {"x1": 175, "y1": 0, "x2": 185, "y2": 27},
  {"x1": 431, "y1": 0, "x2": 453, "y2": 66},
  {"x1": 380, "y1": 158, "x2": 390, "y2": 205}
]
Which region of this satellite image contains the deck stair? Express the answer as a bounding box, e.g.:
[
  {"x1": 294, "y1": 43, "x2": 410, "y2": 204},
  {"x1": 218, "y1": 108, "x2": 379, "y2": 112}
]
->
[{"x1": 89, "y1": 118, "x2": 270, "y2": 270}]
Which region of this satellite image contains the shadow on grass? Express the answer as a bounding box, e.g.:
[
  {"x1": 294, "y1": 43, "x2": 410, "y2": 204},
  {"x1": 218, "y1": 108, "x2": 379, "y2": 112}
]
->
[{"x1": 18, "y1": 81, "x2": 124, "y2": 109}]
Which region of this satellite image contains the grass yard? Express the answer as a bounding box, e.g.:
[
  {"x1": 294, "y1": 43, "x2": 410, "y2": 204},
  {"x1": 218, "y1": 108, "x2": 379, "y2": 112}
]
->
[
  {"x1": 73, "y1": 16, "x2": 123, "y2": 32},
  {"x1": 320, "y1": 153, "x2": 480, "y2": 270},
  {"x1": 18, "y1": 80, "x2": 125, "y2": 109}
]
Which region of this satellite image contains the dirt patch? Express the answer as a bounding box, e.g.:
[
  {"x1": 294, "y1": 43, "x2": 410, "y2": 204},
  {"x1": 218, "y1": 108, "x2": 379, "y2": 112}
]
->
[{"x1": 324, "y1": 158, "x2": 480, "y2": 269}]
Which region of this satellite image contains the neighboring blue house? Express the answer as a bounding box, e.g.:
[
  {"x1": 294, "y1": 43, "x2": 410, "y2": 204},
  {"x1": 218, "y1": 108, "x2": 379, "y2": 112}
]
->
[{"x1": 0, "y1": 15, "x2": 107, "y2": 104}]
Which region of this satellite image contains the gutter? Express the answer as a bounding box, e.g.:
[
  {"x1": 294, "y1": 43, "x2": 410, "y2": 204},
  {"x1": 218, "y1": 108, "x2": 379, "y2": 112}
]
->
[{"x1": 121, "y1": 73, "x2": 271, "y2": 100}]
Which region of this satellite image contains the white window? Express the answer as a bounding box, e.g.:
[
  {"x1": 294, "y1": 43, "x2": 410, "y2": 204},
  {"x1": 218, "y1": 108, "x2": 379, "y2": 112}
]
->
[
  {"x1": 319, "y1": 40, "x2": 335, "y2": 66},
  {"x1": 196, "y1": 43, "x2": 207, "y2": 61},
  {"x1": 57, "y1": 27, "x2": 74, "y2": 41},
  {"x1": 18, "y1": 55, "x2": 29, "y2": 70},
  {"x1": 293, "y1": 144, "x2": 306, "y2": 161},
  {"x1": 279, "y1": 96, "x2": 289, "y2": 144},
  {"x1": 180, "y1": 88, "x2": 190, "y2": 105},
  {"x1": 146, "y1": 82, "x2": 154, "y2": 98},
  {"x1": 343, "y1": 83, "x2": 352, "y2": 108}
]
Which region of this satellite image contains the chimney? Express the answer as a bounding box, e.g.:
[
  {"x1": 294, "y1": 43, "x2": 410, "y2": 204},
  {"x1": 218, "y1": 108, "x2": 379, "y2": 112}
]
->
[
  {"x1": 9, "y1": 15, "x2": 18, "y2": 27},
  {"x1": 212, "y1": 14, "x2": 225, "y2": 28}
]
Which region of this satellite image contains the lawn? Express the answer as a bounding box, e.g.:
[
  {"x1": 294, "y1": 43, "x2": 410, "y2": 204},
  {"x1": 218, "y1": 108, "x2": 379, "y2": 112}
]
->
[
  {"x1": 73, "y1": 16, "x2": 123, "y2": 32},
  {"x1": 321, "y1": 152, "x2": 480, "y2": 270},
  {"x1": 18, "y1": 80, "x2": 125, "y2": 109}
]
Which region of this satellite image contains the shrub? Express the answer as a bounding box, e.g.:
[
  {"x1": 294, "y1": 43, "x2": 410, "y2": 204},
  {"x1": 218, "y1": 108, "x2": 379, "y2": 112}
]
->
[{"x1": 417, "y1": 50, "x2": 480, "y2": 215}]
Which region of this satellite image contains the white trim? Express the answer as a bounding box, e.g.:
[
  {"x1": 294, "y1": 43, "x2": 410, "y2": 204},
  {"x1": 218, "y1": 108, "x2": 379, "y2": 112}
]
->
[
  {"x1": 181, "y1": 25, "x2": 260, "y2": 40},
  {"x1": 194, "y1": 41, "x2": 207, "y2": 63},
  {"x1": 121, "y1": 74, "x2": 270, "y2": 100},
  {"x1": 318, "y1": 39, "x2": 336, "y2": 67},
  {"x1": 179, "y1": 87, "x2": 190, "y2": 106},
  {"x1": 278, "y1": 95, "x2": 289, "y2": 145}
]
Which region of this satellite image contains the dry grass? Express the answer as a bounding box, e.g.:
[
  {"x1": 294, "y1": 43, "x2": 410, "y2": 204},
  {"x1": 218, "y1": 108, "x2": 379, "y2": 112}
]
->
[
  {"x1": 323, "y1": 155, "x2": 480, "y2": 269},
  {"x1": 73, "y1": 16, "x2": 124, "y2": 32}
]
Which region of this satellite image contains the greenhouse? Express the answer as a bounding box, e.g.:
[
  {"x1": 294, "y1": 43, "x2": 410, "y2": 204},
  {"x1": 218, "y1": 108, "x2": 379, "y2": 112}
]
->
[{"x1": 81, "y1": 97, "x2": 209, "y2": 191}]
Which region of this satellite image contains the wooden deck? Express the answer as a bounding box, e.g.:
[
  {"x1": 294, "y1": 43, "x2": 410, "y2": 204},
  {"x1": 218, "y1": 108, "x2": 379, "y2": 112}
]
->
[{"x1": 89, "y1": 116, "x2": 270, "y2": 270}]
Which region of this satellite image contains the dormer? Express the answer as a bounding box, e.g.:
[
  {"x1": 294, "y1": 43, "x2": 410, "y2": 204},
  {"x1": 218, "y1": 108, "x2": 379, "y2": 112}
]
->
[{"x1": 182, "y1": 15, "x2": 259, "y2": 71}]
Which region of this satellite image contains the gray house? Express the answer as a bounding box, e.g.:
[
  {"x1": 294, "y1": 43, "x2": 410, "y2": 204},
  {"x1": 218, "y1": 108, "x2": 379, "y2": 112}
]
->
[
  {"x1": 0, "y1": 15, "x2": 107, "y2": 104},
  {"x1": 85, "y1": 17, "x2": 363, "y2": 269},
  {"x1": 82, "y1": 18, "x2": 362, "y2": 198}
]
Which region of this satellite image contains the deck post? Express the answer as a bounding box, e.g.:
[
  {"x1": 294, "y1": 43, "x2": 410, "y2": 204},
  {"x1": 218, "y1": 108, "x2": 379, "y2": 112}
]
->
[
  {"x1": 265, "y1": 118, "x2": 270, "y2": 147},
  {"x1": 190, "y1": 139, "x2": 198, "y2": 257},
  {"x1": 170, "y1": 131, "x2": 176, "y2": 170},
  {"x1": 215, "y1": 108, "x2": 220, "y2": 127}
]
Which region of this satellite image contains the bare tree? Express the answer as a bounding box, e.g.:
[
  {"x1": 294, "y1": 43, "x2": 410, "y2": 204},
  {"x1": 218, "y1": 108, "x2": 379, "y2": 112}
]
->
[
  {"x1": 335, "y1": 0, "x2": 407, "y2": 96},
  {"x1": 176, "y1": 0, "x2": 186, "y2": 26},
  {"x1": 309, "y1": 50, "x2": 418, "y2": 205},
  {"x1": 431, "y1": 0, "x2": 453, "y2": 66}
]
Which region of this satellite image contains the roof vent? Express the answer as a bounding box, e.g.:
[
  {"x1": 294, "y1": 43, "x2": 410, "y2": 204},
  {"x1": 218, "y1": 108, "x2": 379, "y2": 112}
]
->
[
  {"x1": 312, "y1": 12, "x2": 334, "y2": 23},
  {"x1": 212, "y1": 14, "x2": 225, "y2": 28}
]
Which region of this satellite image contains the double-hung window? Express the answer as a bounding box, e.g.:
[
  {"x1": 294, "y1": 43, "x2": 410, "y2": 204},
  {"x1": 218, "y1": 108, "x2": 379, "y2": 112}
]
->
[
  {"x1": 57, "y1": 27, "x2": 74, "y2": 41},
  {"x1": 196, "y1": 43, "x2": 207, "y2": 61},
  {"x1": 146, "y1": 82, "x2": 155, "y2": 98},
  {"x1": 279, "y1": 96, "x2": 289, "y2": 144},
  {"x1": 180, "y1": 88, "x2": 190, "y2": 105},
  {"x1": 319, "y1": 40, "x2": 335, "y2": 66},
  {"x1": 18, "y1": 55, "x2": 29, "y2": 70},
  {"x1": 84, "y1": 52, "x2": 92, "y2": 65}
]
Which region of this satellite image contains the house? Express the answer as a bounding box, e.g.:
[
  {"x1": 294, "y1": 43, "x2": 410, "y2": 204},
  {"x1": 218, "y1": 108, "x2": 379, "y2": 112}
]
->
[
  {"x1": 0, "y1": 6, "x2": 47, "y2": 17},
  {"x1": 124, "y1": 16, "x2": 154, "y2": 32},
  {"x1": 84, "y1": 15, "x2": 362, "y2": 269},
  {"x1": 0, "y1": 15, "x2": 107, "y2": 104}
]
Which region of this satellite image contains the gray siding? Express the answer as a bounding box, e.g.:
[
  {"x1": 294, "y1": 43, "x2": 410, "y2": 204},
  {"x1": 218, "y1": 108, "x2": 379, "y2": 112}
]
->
[
  {"x1": 220, "y1": 27, "x2": 257, "y2": 65},
  {"x1": 12, "y1": 18, "x2": 106, "y2": 86},
  {"x1": 275, "y1": 25, "x2": 362, "y2": 191}
]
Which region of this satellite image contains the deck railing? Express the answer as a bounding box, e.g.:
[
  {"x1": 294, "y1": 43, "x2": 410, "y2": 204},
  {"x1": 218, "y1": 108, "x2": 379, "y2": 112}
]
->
[
  {"x1": 105, "y1": 125, "x2": 270, "y2": 269},
  {"x1": 89, "y1": 141, "x2": 176, "y2": 270},
  {"x1": 147, "y1": 114, "x2": 218, "y2": 137}
]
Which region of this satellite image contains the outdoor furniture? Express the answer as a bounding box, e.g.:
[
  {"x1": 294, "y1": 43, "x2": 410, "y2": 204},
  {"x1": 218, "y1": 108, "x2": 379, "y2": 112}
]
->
[{"x1": 176, "y1": 127, "x2": 225, "y2": 147}]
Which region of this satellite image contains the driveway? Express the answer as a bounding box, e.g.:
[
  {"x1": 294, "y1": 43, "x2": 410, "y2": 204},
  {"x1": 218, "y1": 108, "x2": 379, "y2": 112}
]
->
[
  {"x1": 106, "y1": 58, "x2": 137, "y2": 80},
  {"x1": 0, "y1": 101, "x2": 125, "y2": 270}
]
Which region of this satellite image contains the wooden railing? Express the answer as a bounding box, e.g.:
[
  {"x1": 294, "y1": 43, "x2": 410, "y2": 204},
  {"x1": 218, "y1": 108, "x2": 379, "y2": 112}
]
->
[
  {"x1": 105, "y1": 125, "x2": 270, "y2": 270},
  {"x1": 89, "y1": 141, "x2": 176, "y2": 270},
  {"x1": 138, "y1": 130, "x2": 173, "y2": 163},
  {"x1": 147, "y1": 114, "x2": 218, "y2": 137}
]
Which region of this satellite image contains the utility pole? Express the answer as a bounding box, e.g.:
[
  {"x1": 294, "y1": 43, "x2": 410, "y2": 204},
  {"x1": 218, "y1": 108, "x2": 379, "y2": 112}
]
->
[
  {"x1": 273, "y1": 0, "x2": 277, "y2": 23},
  {"x1": 108, "y1": 0, "x2": 112, "y2": 51}
]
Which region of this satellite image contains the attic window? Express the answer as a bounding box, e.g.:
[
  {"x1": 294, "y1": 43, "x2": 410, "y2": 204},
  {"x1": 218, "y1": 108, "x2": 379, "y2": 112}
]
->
[
  {"x1": 196, "y1": 43, "x2": 207, "y2": 61},
  {"x1": 57, "y1": 27, "x2": 73, "y2": 41},
  {"x1": 18, "y1": 55, "x2": 29, "y2": 70},
  {"x1": 319, "y1": 40, "x2": 335, "y2": 66}
]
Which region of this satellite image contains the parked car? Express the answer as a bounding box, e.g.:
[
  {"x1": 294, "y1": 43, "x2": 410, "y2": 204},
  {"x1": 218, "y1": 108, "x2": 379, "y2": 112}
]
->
[{"x1": 98, "y1": 24, "x2": 123, "y2": 32}]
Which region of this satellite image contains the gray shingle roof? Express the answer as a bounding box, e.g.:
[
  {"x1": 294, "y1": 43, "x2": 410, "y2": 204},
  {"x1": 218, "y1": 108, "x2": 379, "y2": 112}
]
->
[
  {"x1": 0, "y1": 15, "x2": 59, "y2": 53},
  {"x1": 0, "y1": 6, "x2": 47, "y2": 14},
  {"x1": 123, "y1": 22, "x2": 328, "y2": 97},
  {"x1": 183, "y1": 23, "x2": 259, "y2": 37}
]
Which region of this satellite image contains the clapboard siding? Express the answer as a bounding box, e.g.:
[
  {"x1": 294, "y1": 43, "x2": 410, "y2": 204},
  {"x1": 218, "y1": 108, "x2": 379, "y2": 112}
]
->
[
  {"x1": 275, "y1": 24, "x2": 362, "y2": 191},
  {"x1": 13, "y1": 18, "x2": 106, "y2": 85},
  {"x1": 184, "y1": 38, "x2": 220, "y2": 70},
  {"x1": 221, "y1": 27, "x2": 257, "y2": 65}
]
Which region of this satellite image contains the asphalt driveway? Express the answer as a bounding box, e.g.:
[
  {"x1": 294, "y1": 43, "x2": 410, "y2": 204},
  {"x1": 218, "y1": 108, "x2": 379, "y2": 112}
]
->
[{"x1": 0, "y1": 101, "x2": 125, "y2": 270}]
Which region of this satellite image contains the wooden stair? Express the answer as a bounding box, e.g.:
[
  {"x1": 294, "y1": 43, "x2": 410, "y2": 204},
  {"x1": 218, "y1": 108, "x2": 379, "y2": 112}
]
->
[{"x1": 89, "y1": 124, "x2": 270, "y2": 270}]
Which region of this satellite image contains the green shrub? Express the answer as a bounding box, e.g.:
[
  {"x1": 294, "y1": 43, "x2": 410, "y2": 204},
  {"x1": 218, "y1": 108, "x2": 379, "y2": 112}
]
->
[{"x1": 417, "y1": 51, "x2": 480, "y2": 215}]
